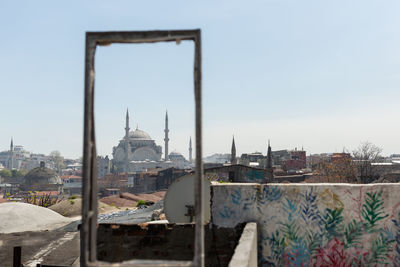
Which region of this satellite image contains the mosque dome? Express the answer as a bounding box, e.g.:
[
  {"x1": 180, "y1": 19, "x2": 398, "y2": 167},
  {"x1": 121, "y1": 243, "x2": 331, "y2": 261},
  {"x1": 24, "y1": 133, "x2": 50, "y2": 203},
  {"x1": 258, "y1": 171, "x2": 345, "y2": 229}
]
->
[
  {"x1": 169, "y1": 151, "x2": 187, "y2": 162},
  {"x1": 129, "y1": 128, "x2": 152, "y2": 140},
  {"x1": 24, "y1": 162, "x2": 62, "y2": 190}
]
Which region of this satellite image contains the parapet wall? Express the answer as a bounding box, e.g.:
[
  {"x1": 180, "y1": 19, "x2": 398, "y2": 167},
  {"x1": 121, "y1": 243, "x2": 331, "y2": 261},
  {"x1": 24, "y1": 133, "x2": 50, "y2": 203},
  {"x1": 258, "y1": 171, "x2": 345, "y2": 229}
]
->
[
  {"x1": 97, "y1": 223, "x2": 245, "y2": 266},
  {"x1": 211, "y1": 183, "x2": 400, "y2": 266}
]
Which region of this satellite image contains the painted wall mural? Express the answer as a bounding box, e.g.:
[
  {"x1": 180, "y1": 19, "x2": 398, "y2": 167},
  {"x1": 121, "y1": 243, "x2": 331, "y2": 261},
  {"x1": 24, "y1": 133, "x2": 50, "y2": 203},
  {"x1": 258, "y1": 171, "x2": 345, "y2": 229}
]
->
[{"x1": 211, "y1": 183, "x2": 400, "y2": 266}]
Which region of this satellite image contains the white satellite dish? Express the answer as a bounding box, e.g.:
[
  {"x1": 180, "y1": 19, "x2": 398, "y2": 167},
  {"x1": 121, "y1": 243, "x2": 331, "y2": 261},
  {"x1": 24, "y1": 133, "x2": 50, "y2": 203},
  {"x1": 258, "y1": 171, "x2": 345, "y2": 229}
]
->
[{"x1": 164, "y1": 174, "x2": 210, "y2": 223}]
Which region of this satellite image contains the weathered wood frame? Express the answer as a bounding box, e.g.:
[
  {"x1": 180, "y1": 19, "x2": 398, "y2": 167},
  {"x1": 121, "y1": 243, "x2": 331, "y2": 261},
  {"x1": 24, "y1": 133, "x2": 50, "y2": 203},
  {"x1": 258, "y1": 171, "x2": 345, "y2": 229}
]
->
[{"x1": 82, "y1": 30, "x2": 204, "y2": 267}]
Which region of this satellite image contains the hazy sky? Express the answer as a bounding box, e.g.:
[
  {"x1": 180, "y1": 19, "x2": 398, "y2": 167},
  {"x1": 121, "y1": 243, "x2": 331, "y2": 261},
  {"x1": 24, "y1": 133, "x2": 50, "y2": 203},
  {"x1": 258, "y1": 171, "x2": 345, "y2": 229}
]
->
[{"x1": 1, "y1": 0, "x2": 400, "y2": 159}]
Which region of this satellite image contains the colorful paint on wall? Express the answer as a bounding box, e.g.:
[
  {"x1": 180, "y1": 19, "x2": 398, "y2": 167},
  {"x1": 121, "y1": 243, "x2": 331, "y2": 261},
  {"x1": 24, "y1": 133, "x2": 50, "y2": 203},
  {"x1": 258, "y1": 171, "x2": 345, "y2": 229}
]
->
[
  {"x1": 244, "y1": 170, "x2": 265, "y2": 181},
  {"x1": 211, "y1": 184, "x2": 400, "y2": 266}
]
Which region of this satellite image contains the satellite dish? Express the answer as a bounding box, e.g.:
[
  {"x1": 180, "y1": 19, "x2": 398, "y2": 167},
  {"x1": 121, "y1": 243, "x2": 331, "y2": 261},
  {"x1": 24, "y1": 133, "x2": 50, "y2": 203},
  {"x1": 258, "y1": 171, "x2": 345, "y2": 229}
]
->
[{"x1": 164, "y1": 174, "x2": 210, "y2": 223}]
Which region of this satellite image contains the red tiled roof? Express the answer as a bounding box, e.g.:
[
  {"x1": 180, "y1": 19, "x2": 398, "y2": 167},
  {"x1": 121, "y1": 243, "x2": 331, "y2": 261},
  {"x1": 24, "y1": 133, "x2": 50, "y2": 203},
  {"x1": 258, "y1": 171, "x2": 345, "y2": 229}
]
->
[{"x1": 99, "y1": 195, "x2": 137, "y2": 207}]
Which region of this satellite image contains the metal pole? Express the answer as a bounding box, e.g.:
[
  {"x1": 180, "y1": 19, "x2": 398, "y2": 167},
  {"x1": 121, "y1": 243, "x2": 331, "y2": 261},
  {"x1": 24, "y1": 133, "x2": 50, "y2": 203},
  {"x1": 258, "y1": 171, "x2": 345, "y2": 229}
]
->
[{"x1": 193, "y1": 30, "x2": 204, "y2": 267}]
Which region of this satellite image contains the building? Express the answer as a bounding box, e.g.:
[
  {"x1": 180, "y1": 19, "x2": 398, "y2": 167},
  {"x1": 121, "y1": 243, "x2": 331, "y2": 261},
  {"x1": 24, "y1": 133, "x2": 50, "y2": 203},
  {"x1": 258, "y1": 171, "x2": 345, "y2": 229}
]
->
[
  {"x1": 112, "y1": 110, "x2": 192, "y2": 173},
  {"x1": 168, "y1": 151, "x2": 191, "y2": 169},
  {"x1": 127, "y1": 167, "x2": 188, "y2": 194},
  {"x1": 0, "y1": 138, "x2": 15, "y2": 170},
  {"x1": 232, "y1": 137, "x2": 273, "y2": 170},
  {"x1": 156, "y1": 167, "x2": 189, "y2": 190},
  {"x1": 0, "y1": 139, "x2": 59, "y2": 171},
  {"x1": 127, "y1": 171, "x2": 158, "y2": 194},
  {"x1": 112, "y1": 109, "x2": 163, "y2": 172},
  {"x1": 281, "y1": 148, "x2": 307, "y2": 172},
  {"x1": 240, "y1": 152, "x2": 266, "y2": 168},
  {"x1": 98, "y1": 173, "x2": 129, "y2": 197},
  {"x1": 22, "y1": 153, "x2": 53, "y2": 171},
  {"x1": 22, "y1": 161, "x2": 63, "y2": 193},
  {"x1": 8, "y1": 138, "x2": 14, "y2": 170},
  {"x1": 0, "y1": 151, "x2": 9, "y2": 169},
  {"x1": 61, "y1": 175, "x2": 82, "y2": 195},
  {"x1": 271, "y1": 149, "x2": 291, "y2": 167},
  {"x1": 203, "y1": 153, "x2": 231, "y2": 164},
  {"x1": 1, "y1": 139, "x2": 42, "y2": 171},
  {"x1": 97, "y1": 156, "x2": 110, "y2": 179},
  {"x1": 205, "y1": 164, "x2": 273, "y2": 183}
]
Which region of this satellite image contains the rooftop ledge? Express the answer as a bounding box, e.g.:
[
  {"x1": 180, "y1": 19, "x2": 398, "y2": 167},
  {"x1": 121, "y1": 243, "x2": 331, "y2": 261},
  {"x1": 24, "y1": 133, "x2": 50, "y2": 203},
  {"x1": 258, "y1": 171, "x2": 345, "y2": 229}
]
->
[{"x1": 211, "y1": 182, "x2": 400, "y2": 186}]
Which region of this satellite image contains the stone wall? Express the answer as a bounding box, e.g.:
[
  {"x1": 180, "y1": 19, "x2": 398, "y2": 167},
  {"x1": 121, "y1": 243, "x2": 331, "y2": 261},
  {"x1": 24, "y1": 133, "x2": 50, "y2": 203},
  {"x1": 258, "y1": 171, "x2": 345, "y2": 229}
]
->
[{"x1": 211, "y1": 183, "x2": 400, "y2": 266}]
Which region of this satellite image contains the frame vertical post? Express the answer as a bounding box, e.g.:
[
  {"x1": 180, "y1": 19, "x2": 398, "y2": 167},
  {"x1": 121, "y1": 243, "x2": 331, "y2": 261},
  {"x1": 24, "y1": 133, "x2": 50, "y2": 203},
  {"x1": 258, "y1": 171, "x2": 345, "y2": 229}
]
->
[
  {"x1": 81, "y1": 35, "x2": 98, "y2": 265},
  {"x1": 193, "y1": 31, "x2": 204, "y2": 267}
]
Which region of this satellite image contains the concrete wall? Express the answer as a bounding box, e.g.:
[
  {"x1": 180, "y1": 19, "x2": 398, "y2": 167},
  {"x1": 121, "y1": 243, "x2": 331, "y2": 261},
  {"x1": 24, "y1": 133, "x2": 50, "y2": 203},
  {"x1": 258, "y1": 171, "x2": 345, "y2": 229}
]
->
[
  {"x1": 228, "y1": 222, "x2": 258, "y2": 267},
  {"x1": 211, "y1": 183, "x2": 400, "y2": 266}
]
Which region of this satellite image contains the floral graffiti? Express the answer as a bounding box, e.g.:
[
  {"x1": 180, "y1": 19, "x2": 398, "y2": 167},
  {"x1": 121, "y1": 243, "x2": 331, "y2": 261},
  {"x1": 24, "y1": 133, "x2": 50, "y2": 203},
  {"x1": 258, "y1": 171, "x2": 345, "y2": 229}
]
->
[{"x1": 212, "y1": 184, "x2": 400, "y2": 266}]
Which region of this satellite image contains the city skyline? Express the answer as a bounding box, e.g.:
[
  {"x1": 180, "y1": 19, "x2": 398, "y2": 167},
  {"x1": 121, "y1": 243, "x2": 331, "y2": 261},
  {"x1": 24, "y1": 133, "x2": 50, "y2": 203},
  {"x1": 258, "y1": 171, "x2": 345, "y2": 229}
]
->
[
  {"x1": 1, "y1": 0, "x2": 400, "y2": 159},
  {"x1": 0, "y1": 132, "x2": 397, "y2": 161}
]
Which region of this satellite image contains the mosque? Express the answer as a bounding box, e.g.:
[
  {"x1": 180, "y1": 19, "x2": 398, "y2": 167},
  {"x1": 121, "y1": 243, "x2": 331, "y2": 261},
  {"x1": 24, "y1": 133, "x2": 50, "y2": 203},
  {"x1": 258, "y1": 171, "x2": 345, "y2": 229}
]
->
[{"x1": 112, "y1": 110, "x2": 193, "y2": 173}]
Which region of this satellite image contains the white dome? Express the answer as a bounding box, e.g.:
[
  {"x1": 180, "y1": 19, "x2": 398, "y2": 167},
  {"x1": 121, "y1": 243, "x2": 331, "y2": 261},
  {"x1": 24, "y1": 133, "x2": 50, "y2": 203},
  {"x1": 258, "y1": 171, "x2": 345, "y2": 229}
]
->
[
  {"x1": 128, "y1": 128, "x2": 152, "y2": 140},
  {"x1": 0, "y1": 202, "x2": 72, "y2": 233}
]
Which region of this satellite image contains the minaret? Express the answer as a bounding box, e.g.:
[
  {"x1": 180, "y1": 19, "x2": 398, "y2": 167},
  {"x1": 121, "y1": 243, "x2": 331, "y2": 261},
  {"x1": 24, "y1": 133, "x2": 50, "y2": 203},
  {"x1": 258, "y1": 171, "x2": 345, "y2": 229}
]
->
[
  {"x1": 189, "y1": 137, "x2": 193, "y2": 163},
  {"x1": 231, "y1": 136, "x2": 237, "y2": 164},
  {"x1": 267, "y1": 139, "x2": 272, "y2": 169},
  {"x1": 164, "y1": 110, "x2": 169, "y2": 161},
  {"x1": 9, "y1": 137, "x2": 14, "y2": 170},
  {"x1": 125, "y1": 109, "x2": 130, "y2": 139},
  {"x1": 124, "y1": 109, "x2": 131, "y2": 172}
]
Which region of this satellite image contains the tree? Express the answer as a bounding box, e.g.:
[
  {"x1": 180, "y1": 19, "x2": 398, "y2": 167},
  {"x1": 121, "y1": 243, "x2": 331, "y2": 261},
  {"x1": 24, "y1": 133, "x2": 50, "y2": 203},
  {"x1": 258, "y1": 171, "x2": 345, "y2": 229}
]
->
[
  {"x1": 50, "y1": 150, "x2": 65, "y2": 174},
  {"x1": 352, "y1": 141, "x2": 383, "y2": 183},
  {"x1": 110, "y1": 161, "x2": 118, "y2": 174},
  {"x1": 11, "y1": 169, "x2": 28, "y2": 177},
  {"x1": 311, "y1": 157, "x2": 358, "y2": 183},
  {"x1": 0, "y1": 169, "x2": 12, "y2": 178},
  {"x1": 23, "y1": 191, "x2": 60, "y2": 207}
]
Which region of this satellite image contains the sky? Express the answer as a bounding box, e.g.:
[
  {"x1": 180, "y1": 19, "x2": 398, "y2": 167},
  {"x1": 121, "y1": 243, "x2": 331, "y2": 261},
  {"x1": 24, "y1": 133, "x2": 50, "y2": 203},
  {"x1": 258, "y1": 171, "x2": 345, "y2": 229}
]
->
[{"x1": 1, "y1": 0, "x2": 400, "y2": 159}]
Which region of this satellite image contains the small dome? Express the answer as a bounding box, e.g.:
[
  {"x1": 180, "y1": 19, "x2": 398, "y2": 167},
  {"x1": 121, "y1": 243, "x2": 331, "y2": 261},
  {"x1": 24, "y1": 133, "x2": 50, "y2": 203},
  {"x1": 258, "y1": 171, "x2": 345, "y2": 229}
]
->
[
  {"x1": 129, "y1": 128, "x2": 152, "y2": 140},
  {"x1": 24, "y1": 166, "x2": 62, "y2": 186},
  {"x1": 169, "y1": 151, "x2": 182, "y2": 156},
  {"x1": 169, "y1": 151, "x2": 187, "y2": 162}
]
